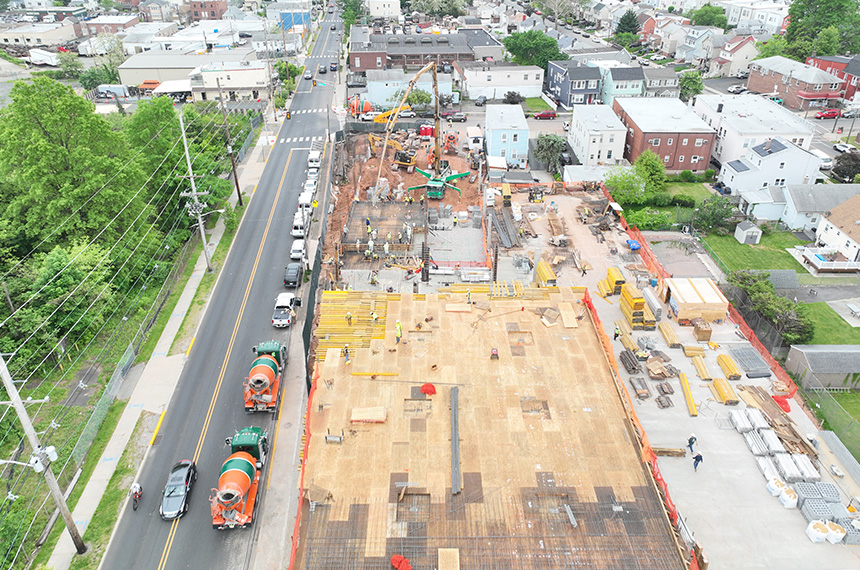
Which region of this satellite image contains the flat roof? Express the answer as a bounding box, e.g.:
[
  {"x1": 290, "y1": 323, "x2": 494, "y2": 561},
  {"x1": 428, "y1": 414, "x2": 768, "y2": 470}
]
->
[
  {"x1": 572, "y1": 104, "x2": 625, "y2": 132},
  {"x1": 118, "y1": 49, "x2": 255, "y2": 69},
  {"x1": 485, "y1": 104, "x2": 528, "y2": 130},
  {"x1": 695, "y1": 94, "x2": 814, "y2": 136},
  {"x1": 297, "y1": 289, "x2": 685, "y2": 569},
  {"x1": 615, "y1": 98, "x2": 715, "y2": 134}
]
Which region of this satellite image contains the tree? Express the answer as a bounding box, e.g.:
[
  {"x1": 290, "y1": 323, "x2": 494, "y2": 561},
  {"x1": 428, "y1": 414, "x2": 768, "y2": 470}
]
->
[
  {"x1": 534, "y1": 134, "x2": 567, "y2": 175},
  {"x1": 616, "y1": 10, "x2": 640, "y2": 35},
  {"x1": 754, "y1": 35, "x2": 789, "y2": 60},
  {"x1": 408, "y1": 0, "x2": 465, "y2": 16},
  {"x1": 833, "y1": 152, "x2": 860, "y2": 183},
  {"x1": 786, "y1": 0, "x2": 860, "y2": 50},
  {"x1": 727, "y1": 271, "x2": 814, "y2": 345},
  {"x1": 78, "y1": 65, "x2": 115, "y2": 90},
  {"x1": 58, "y1": 51, "x2": 83, "y2": 79},
  {"x1": 679, "y1": 70, "x2": 704, "y2": 101},
  {"x1": 405, "y1": 89, "x2": 432, "y2": 106},
  {"x1": 633, "y1": 150, "x2": 666, "y2": 193},
  {"x1": 502, "y1": 91, "x2": 525, "y2": 104},
  {"x1": 502, "y1": 30, "x2": 567, "y2": 70},
  {"x1": 693, "y1": 195, "x2": 735, "y2": 231},
  {"x1": 604, "y1": 166, "x2": 648, "y2": 205},
  {"x1": 541, "y1": 0, "x2": 572, "y2": 28},
  {"x1": 812, "y1": 26, "x2": 842, "y2": 57},
  {"x1": 689, "y1": 3, "x2": 728, "y2": 28}
]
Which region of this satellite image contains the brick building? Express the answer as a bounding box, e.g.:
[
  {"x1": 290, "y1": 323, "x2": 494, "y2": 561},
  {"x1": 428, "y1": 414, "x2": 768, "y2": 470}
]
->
[
  {"x1": 612, "y1": 97, "x2": 716, "y2": 172},
  {"x1": 189, "y1": 0, "x2": 228, "y2": 22},
  {"x1": 806, "y1": 54, "x2": 860, "y2": 106},
  {"x1": 747, "y1": 56, "x2": 844, "y2": 111}
]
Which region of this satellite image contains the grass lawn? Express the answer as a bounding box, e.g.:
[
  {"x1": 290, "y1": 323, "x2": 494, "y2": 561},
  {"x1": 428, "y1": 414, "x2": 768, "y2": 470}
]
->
[
  {"x1": 665, "y1": 182, "x2": 712, "y2": 204},
  {"x1": 524, "y1": 97, "x2": 551, "y2": 112},
  {"x1": 803, "y1": 302, "x2": 860, "y2": 344},
  {"x1": 702, "y1": 232, "x2": 806, "y2": 273}
]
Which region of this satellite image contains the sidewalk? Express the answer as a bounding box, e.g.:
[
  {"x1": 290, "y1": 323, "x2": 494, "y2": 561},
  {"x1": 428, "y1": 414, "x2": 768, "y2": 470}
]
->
[{"x1": 48, "y1": 113, "x2": 279, "y2": 570}]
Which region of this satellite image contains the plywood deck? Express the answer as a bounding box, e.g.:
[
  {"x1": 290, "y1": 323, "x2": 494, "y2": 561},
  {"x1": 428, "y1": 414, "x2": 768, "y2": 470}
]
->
[{"x1": 297, "y1": 289, "x2": 684, "y2": 570}]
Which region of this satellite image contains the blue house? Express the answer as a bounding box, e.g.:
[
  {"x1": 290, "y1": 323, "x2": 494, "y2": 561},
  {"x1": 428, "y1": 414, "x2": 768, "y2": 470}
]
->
[
  {"x1": 598, "y1": 65, "x2": 645, "y2": 105},
  {"x1": 485, "y1": 105, "x2": 529, "y2": 169},
  {"x1": 546, "y1": 61, "x2": 602, "y2": 108}
]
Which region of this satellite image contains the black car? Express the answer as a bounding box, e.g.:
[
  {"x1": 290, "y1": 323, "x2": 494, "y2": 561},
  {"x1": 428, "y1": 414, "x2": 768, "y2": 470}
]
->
[
  {"x1": 284, "y1": 262, "x2": 302, "y2": 288},
  {"x1": 318, "y1": 64, "x2": 326, "y2": 74},
  {"x1": 159, "y1": 460, "x2": 197, "y2": 520},
  {"x1": 419, "y1": 109, "x2": 435, "y2": 118},
  {"x1": 331, "y1": 24, "x2": 336, "y2": 30},
  {"x1": 475, "y1": 95, "x2": 487, "y2": 106}
]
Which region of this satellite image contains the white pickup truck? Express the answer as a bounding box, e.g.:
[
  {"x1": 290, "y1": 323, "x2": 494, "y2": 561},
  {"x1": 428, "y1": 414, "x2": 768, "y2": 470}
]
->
[{"x1": 272, "y1": 292, "x2": 301, "y2": 328}]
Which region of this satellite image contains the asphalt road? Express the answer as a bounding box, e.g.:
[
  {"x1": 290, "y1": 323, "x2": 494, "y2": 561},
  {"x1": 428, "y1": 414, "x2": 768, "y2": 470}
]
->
[{"x1": 100, "y1": 13, "x2": 341, "y2": 570}]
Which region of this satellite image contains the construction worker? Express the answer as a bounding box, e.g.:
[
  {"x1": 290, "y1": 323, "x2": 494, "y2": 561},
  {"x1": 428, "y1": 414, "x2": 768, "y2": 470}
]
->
[
  {"x1": 371, "y1": 312, "x2": 379, "y2": 324},
  {"x1": 367, "y1": 238, "x2": 374, "y2": 252},
  {"x1": 386, "y1": 232, "x2": 391, "y2": 242},
  {"x1": 419, "y1": 194, "x2": 424, "y2": 205},
  {"x1": 398, "y1": 231, "x2": 403, "y2": 244},
  {"x1": 365, "y1": 217, "x2": 370, "y2": 227},
  {"x1": 367, "y1": 224, "x2": 372, "y2": 235},
  {"x1": 344, "y1": 344, "x2": 350, "y2": 364},
  {"x1": 453, "y1": 215, "x2": 458, "y2": 227},
  {"x1": 395, "y1": 320, "x2": 403, "y2": 344},
  {"x1": 346, "y1": 312, "x2": 353, "y2": 326},
  {"x1": 355, "y1": 239, "x2": 360, "y2": 251},
  {"x1": 383, "y1": 242, "x2": 390, "y2": 255},
  {"x1": 466, "y1": 289, "x2": 471, "y2": 304}
]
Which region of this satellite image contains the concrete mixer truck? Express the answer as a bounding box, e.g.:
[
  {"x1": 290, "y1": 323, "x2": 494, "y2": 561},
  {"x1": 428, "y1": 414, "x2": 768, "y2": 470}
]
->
[
  {"x1": 244, "y1": 341, "x2": 286, "y2": 412},
  {"x1": 210, "y1": 426, "x2": 269, "y2": 530}
]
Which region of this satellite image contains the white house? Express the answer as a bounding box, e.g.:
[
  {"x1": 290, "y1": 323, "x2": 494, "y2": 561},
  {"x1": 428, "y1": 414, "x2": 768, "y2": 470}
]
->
[
  {"x1": 781, "y1": 184, "x2": 860, "y2": 232},
  {"x1": 366, "y1": 0, "x2": 399, "y2": 18},
  {"x1": 814, "y1": 193, "x2": 860, "y2": 265},
  {"x1": 711, "y1": 0, "x2": 789, "y2": 36},
  {"x1": 364, "y1": 69, "x2": 454, "y2": 108},
  {"x1": 568, "y1": 105, "x2": 626, "y2": 167},
  {"x1": 452, "y1": 61, "x2": 544, "y2": 100},
  {"x1": 694, "y1": 94, "x2": 815, "y2": 165},
  {"x1": 708, "y1": 35, "x2": 758, "y2": 78},
  {"x1": 485, "y1": 104, "x2": 530, "y2": 169}
]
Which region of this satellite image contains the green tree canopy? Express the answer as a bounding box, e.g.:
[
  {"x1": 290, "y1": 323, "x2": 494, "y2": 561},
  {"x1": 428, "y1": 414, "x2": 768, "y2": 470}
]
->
[
  {"x1": 604, "y1": 166, "x2": 647, "y2": 205},
  {"x1": 633, "y1": 150, "x2": 666, "y2": 193},
  {"x1": 405, "y1": 89, "x2": 432, "y2": 106},
  {"x1": 786, "y1": 0, "x2": 860, "y2": 52},
  {"x1": 834, "y1": 152, "x2": 860, "y2": 183},
  {"x1": 679, "y1": 70, "x2": 704, "y2": 101},
  {"x1": 727, "y1": 270, "x2": 814, "y2": 344},
  {"x1": 534, "y1": 134, "x2": 567, "y2": 175},
  {"x1": 616, "y1": 10, "x2": 640, "y2": 35},
  {"x1": 612, "y1": 32, "x2": 639, "y2": 48},
  {"x1": 58, "y1": 51, "x2": 83, "y2": 79},
  {"x1": 688, "y1": 3, "x2": 728, "y2": 29},
  {"x1": 693, "y1": 195, "x2": 735, "y2": 231},
  {"x1": 502, "y1": 30, "x2": 567, "y2": 70},
  {"x1": 812, "y1": 26, "x2": 842, "y2": 57}
]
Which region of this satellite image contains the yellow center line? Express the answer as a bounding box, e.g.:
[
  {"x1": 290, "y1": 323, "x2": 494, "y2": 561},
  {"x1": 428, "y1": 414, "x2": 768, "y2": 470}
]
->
[{"x1": 157, "y1": 148, "x2": 295, "y2": 569}]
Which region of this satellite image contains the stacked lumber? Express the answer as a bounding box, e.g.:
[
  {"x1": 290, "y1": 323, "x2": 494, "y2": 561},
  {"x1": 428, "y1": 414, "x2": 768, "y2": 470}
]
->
[
  {"x1": 642, "y1": 304, "x2": 657, "y2": 331},
  {"x1": 619, "y1": 332, "x2": 638, "y2": 353},
  {"x1": 656, "y1": 395, "x2": 674, "y2": 408},
  {"x1": 711, "y1": 378, "x2": 739, "y2": 405},
  {"x1": 607, "y1": 266, "x2": 626, "y2": 295},
  {"x1": 683, "y1": 345, "x2": 705, "y2": 357},
  {"x1": 656, "y1": 382, "x2": 674, "y2": 395},
  {"x1": 646, "y1": 356, "x2": 673, "y2": 379},
  {"x1": 597, "y1": 279, "x2": 612, "y2": 298},
  {"x1": 717, "y1": 354, "x2": 742, "y2": 380},
  {"x1": 619, "y1": 349, "x2": 641, "y2": 374},
  {"x1": 620, "y1": 300, "x2": 644, "y2": 330},
  {"x1": 642, "y1": 288, "x2": 663, "y2": 321},
  {"x1": 653, "y1": 447, "x2": 686, "y2": 457},
  {"x1": 615, "y1": 319, "x2": 632, "y2": 336},
  {"x1": 692, "y1": 355, "x2": 712, "y2": 381},
  {"x1": 629, "y1": 377, "x2": 651, "y2": 399},
  {"x1": 679, "y1": 373, "x2": 697, "y2": 417},
  {"x1": 738, "y1": 385, "x2": 819, "y2": 459},
  {"x1": 658, "y1": 322, "x2": 681, "y2": 348},
  {"x1": 620, "y1": 284, "x2": 646, "y2": 331}
]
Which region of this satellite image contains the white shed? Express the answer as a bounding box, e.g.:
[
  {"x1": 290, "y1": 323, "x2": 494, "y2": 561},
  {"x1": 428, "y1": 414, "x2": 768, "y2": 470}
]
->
[{"x1": 734, "y1": 220, "x2": 762, "y2": 245}]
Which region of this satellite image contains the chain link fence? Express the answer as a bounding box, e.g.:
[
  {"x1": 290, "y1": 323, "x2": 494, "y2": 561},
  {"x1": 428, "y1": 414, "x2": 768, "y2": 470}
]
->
[
  {"x1": 802, "y1": 374, "x2": 860, "y2": 463},
  {"x1": 721, "y1": 283, "x2": 789, "y2": 359}
]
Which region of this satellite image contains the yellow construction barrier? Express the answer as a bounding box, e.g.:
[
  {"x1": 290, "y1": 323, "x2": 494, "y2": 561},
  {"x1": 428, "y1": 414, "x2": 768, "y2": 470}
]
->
[
  {"x1": 717, "y1": 354, "x2": 742, "y2": 380},
  {"x1": 679, "y1": 373, "x2": 697, "y2": 417},
  {"x1": 692, "y1": 355, "x2": 712, "y2": 381}
]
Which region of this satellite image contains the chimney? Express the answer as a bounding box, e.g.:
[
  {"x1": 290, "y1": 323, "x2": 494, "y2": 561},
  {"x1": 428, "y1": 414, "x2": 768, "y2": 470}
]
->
[
  {"x1": 765, "y1": 139, "x2": 771, "y2": 152},
  {"x1": 717, "y1": 103, "x2": 723, "y2": 113}
]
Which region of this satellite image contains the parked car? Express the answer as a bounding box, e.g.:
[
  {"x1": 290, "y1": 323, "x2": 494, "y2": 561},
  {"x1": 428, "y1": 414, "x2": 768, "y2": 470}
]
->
[
  {"x1": 284, "y1": 262, "x2": 302, "y2": 288},
  {"x1": 272, "y1": 292, "x2": 299, "y2": 327},
  {"x1": 303, "y1": 179, "x2": 318, "y2": 193},
  {"x1": 842, "y1": 108, "x2": 860, "y2": 118},
  {"x1": 762, "y1": 95, "x2": 783, "y2": 104},
  {"x1": 290, "y1": 239, "x2": 306, "y2": 260},
  {"x1": 307, "y1": 167, "x2": 320, "y2": 180},
  {"x1": 331, "y1": 24, "x2": 336, "y2": 30},
  {"x1": 534, "y1": 110, "x2": 557, "y2": 120},
  {"x1": 735, "y1": 70, "x2": 749, "y2": 79},
  {"x1": 399, "y1": 110, "x2": 417, "y2": 118},
  {"x1": 815, "y1": 109, "x2": 842, "y2": 119},
  {"x1": 727, "y1": 84, "x2": 747, "y2": 94},
  {"x1": 563, "y1": 121, "x2": 570, "y2": 131},
  {"x1": 439, "y1": 110, "x2": 456, "y2": 118},
  {"x1": 360, "y1": 112, "x2": 381, "y2": 121},
  {"x1": 833, "y1": 143, "x2": 856, "y2": 153},
  {"x1": 159, "y1": 460, "x2": 197, "y2": 520},
  {"x1": 419, "y1": 109, "x2": 435, "y2": 118},
  {"x1": 475, "y1": 95, "x2": 487, "y2": 106},
  {"x1": 560, "y1": 152, "x2": 573, "y2": 165},
  {"x1": 581, "y1": 33, "x2": 591, "y2": 38},
  {"x1": 450, "y1": 112, "x2": 467, "y2": 122}
]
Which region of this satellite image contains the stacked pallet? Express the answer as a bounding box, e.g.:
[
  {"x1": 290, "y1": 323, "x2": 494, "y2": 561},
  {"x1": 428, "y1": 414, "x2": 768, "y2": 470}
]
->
[
  {"x1": 717, "y1": 354, "x2": 742, "y2": 380},
  {"x1": 607, "y1": 266, "x2": 625, "y2": 294},
  {"x1": 620, "y1": 284, "x2": 645, "y2": 331},
  {"x1": 683, "y1": 345, "x2": 705, "y2": 357},
  {"x1": 658, "y1": 322, "x2": 681, "y2": 348},
  {"x1": 692, "y1": 355, "x2": 712, "y2": 381}
]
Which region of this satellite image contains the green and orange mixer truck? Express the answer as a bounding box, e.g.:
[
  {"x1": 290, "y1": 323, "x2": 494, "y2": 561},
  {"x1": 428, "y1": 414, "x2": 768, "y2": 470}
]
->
[
  {"x1": 210, "y1": 426, "x2": 269, "y2": 530},
  {"x1": 243, "y1": 341, "x2": 287, "y2": 413}
]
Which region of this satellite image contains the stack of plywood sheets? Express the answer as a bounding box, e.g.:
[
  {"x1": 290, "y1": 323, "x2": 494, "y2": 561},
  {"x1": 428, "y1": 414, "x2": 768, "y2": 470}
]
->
[{"x1": 660, "y1": 278, "x2": 729, "y2": 324}]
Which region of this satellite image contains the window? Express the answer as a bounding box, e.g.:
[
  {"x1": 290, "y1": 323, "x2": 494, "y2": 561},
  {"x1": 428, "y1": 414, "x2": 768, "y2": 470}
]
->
[
  {"x1": 376, "y1": 57, "x2": 382, "y2": 67},
  {"x1": 695, "y1": 138, "x2": 704, "y2": 147},
  {"x1": 487, "y1": 75, "x2": 491, "y2": 82},
  {"x1": 667, "y1": 138, "x2": 673, "y2": 146},
  {"x1": 797, "y1": 138, "x2": 804, "y2": 146},
  {"x1": 779, "y1": 162, "x2": 785, "y2": 169},
  {"x1": 511, "y1": 149, "x2": 518, "y2": 159},
  {"x1": 512, "y1": 134, "x2": 519, "y2": 143},
  {"x1": 592, "y1": 137, "x2": 598, "y2": 144},
  {"x1": 572, "y1": 94, "x2": 584, "y2": 103},
  {"x1": 691, "y1": 156, "x2": 700, "y2": 163},
  {"x1": 682, "y1": 138, "x2": 688, "y2": 145},
  {"x1": 742, "y1": 138, "x2": 754, "y2": 148},
  {"x1": 501, "y1": 133, "x2": 507, "y2": 143},
  {"x1": 663, "y1": 155, "x2": 670, "y2": 163},
  {"x1": 679, "y1": 155, "x2": 685, "y2": 162},
  {"x1": 355, "y1": 57, "x2": 360, "y2": 67},
  {"x1": 524, "y1": 74, "x2": 529, "y2": 81},
  {"x1": 588, "y1": 80, "x2": 598, "y2": 89},
  {"x1": 775, "y1": 178, "x2": 785, "y2": 186},
  {"x1": 608, "y1": 134, "x2": 615, "y2": 143},
  {"x1": 607, "y1": 150, "x2": 613, "y2": 159},
  {"x1": 597, "y1": 150, "x2": 602, "y2": 159},
  {"x1": 649, "y1": 138, "x2": 661, "y2": 145},
  {"x1": 500, "y1": 148, "x2": 506, "y2": 157}
]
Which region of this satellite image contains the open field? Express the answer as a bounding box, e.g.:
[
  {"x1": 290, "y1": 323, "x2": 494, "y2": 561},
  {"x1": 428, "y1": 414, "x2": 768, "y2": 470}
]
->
[{"x1": 702, "y1": 232, "x2": 806, "y2": 273}]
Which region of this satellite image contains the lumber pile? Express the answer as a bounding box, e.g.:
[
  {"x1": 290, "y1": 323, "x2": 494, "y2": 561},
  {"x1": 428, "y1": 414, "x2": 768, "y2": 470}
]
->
[
  {"x1": 655, "y1": 395, "x2": 674, "y2": 408},
  {"x1": 710, "y1": 378, "x2": 740, "y2": 405},
  {"x1": 646, "y1": 357, "x2": 674, "y2": 380},
  {"x1": 737, "y1": 385, "x2": 818, "y2": 458},
  {"x1": 658, "y1": 322, "x2": 681, "y2": 348},
  {"x1": 597, "y1": 279, "x2": 612, "y2": 298},
  {"x1": 620, "y1": 283, "x2": 646, "y2": 331},
  {"x1": 717, "y1": 354, "x2": 742, "y2": 380},
  {"x1": 653, "y1": 447, "x2": 686, "y2": 457},
  {"x1": 692, "y1": 355, "x2": 712, "y2": 381},
  {"x1": 683, "y1": 345, "x2": 705, "y2": 357},
  {"x1": 619, "y1": 332, "x2": 638, "y2": 353},
  {"x1": 642, "y1": 288, "x2": 663, "y2": 321},
  {"x1": 615, "y1": 319, "x2": 632, "y2": 336},
  {"x1": 642, "y1": 304, "x2": 657, "y2": 331},
  {"x1": 607, "y1": 266, "x2": 625, "y2": 295},
  {"x1": 679, "y1": 373, "x2": 697, "y2": 416},
  {"x1": 619, "y1": 349, "x2": 642, "y2": 374},
  {"x1": 656, "y1": 382, "x2": 674, "y2": 395},
  {"x1": 629, "y1": 377, "x2": 651, "y2": 399}
]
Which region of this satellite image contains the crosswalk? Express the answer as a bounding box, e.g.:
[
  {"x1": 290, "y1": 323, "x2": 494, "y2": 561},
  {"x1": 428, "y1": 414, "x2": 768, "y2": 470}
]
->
[
  {"x1": 289, "y1": 108, "x2": 327, "y2": 115},
  {"x1": 280, "y1": 135, "x2": 326, "y2": 144}
]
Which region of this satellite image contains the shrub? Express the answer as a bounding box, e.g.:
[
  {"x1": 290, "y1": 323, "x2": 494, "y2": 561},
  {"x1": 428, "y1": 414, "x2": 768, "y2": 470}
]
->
[
  {"x1": 678, "y1": 170, "x2": 697, "y2": 182},
  {"x1": 671, "y1": 194, "x2": 696, "y2": 208},
  {"x1": 503, "y1": 91, "x2": 525, "y2": 104},
  {"x1": 703, "y1": 169, "x2": 715, "y2": 181},
  {"x1": 649, "y1": 192, "x2": 673, "y2": 206},
  {"x1": 625, "y1": 208, "x2": 674, "y2": 230}
]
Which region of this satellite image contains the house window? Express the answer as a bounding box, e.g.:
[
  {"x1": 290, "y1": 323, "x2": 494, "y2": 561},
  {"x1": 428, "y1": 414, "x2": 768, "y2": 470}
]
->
[
  {"x1": 500, "y1": 148, "x2": 506, "y2": 157},
  {"x1": 511, "y1": 149, "x2": 518, "y2": 159},
  {"x1": 597, "y1": 150, "x2": 602, "y2": 159},
  {"x1": 487, "y1": 75, "x2": 492, "y2": 82},
  {"x1": 572, "y1": 94, "x2": 584, "y2": 103},
  {"x1": 649, "y1": 138, "x2": 661, "y2": 145},
  {"x1": 682, "y1": 138, "x2": 688, "y2": 146},
  {"x1": 779, "y1": 162, "x2": 785, "y2": 169},
  {"x1": 679, "y1": 155, "x2": 685, "y2": 162},
  {"x1": 667, "y1": 138, "x2": 673, "y2": 146},
  {"x1": 524, "y1": 74, "x2": 529, "y2": 80},
  {"x1": 355, "y1": 57, "x2": 360, "y2": 67},
  {"x1": 797, "y1": 138, "x2": 804, "y2": 146},
  {"x1": 501, "y1": 133, "x2": 507, "y2": 143},
  {"x1": 664, "y1": 155, "x2": 670, "y2": 162},
  {"x1": 513, "y1": 134, "x2": 519, "y2": 143},
  {"x1": 607, "y1": 150, "x2": 613, "y2": 159},
  {"x1": 695, "y1": 138, "x2": 704, "y2": 147},
  {"x1": 609, "y1": 135, "x2": 615, "y2": 143},
  {"x1": 588, "y1": 80, "x2": 598, "y2": 89},
  {"x1": 775, "y1": 178, "x2": 785, "y2": 186},
  {"x1": 691, "y1": 156, "x2": 700, "y2": 163},
  {"x1": 376, "y1": 57, "x2": 382, "y2": 67}
]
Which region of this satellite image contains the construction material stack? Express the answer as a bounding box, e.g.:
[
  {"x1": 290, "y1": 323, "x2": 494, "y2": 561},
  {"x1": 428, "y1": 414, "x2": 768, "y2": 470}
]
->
[
  {"x1": 619, "y1": 283, "x2": 645, "y2": 331},
  {"x1": 607, "y1": 267, "x2": 625, "y2": 294},
  {"x1": 211, "y1": 427, "x2": 269, "y2": 529},
  {"x1": 717, "y1": 354, "x2": 742, "y2": 380},
  {"x1": 244, "y1": 341, "x2": 286, "y2": 413},
  {"x1": 691, "y1": 318, "x2": 712, "y2": 341}
]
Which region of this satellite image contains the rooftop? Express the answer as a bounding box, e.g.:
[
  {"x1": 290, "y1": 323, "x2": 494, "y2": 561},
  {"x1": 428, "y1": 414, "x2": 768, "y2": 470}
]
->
[
  {"x1": 825, "y1": 193, "x2": 860, "y2": 244},
  {"x1": 572, "y1": 105, "x2": 626, "y2": 133},
  {"x1": 784, "y1": 184, "x2": 860, "y2": 213},
  {"x1": 85, "y1": 15, "x2": 139, "y2": 24},
  {"x1": 752, "y1": 56, "x2": 842, "y2": 85},
  {"x1": 790, "y1": 345, "x2": 860, "y2": 374},
  {"x1": 118, "y1": 49, "x2": 255, "y2": 69},
  {"x1": 750, "y1": 137, "x2": 788, "y2": 157},
  {"x1": 615, "y1": 98, "x2": 715, "y2": 134},
  {"x1": 695, "y1": 94, "x2": 814, "y2": 135},
  {"x1": 609, "y1": 66, "x2": 646, "y2": 81},
  {"x1": 485, "y1": 104, "x2": 528, "y2": 131}
]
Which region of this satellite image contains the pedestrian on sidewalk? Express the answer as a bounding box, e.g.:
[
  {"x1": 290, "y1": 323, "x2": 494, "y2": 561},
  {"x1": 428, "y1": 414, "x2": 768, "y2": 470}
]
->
[
  {"x1": 395, "y1": 320, "x2": 403, "y2": 344},
  {"x1": 687, "y1": 434, "x2": 697, "y2": 453},
  {"x1": 346, "y1": 312, "x2": 353, "y2": 326},
  {"x1": 693, "y1": 453, "x2": 703, "y2": 472},
  {"x1": 613, "y1": 325, "x2": 620, "y2": 341}
]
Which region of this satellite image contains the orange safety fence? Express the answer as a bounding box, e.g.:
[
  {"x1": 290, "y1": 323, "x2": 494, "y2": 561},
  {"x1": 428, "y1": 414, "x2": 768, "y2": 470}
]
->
[
  {"x1": 288, "y1": 365, "x2": 320, "y2": 569},
  {"x1": 727, "y1": 304, "x2": 797, "y2": 412}
]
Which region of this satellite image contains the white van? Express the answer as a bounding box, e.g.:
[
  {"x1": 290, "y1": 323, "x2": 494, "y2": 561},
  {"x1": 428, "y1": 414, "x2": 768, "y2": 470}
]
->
[
  {"x1": 298, "y1": 191, "x2": 314, "y2": 215},
  {"x1": 291, "y1": 211, "x2": 308, "y2": 238},
  {"x1": 811, "y1": 149, "x2": 833, "y2": 170},
  {"x1": 307, "y1": 150, "x2": 322, "y2": 168},
  {"x1": 466, "y1": 126, "x2": 483, "y2": 153}
]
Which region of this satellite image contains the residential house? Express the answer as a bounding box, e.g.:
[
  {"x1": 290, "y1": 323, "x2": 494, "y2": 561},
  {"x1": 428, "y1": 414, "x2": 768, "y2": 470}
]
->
[
  {"x1": 188, "y1": 60, "x2": 268, "y2": 102},
  {"x1": 567, "y1": 46, "x2": 632, "y2": 65},
  {"x1": 708, "y1": 35, "x2": 757, "y2": 78},
  {"x1": 781, "y1": 184, "x2": 860, "y2": 232},
  {"x1": 348, "y1": 29, "x2": 476, "y2": 73},
  {"x1": 642, "y1": 67, "x2": 679, "y2": 98},
  {"x1": 814, "y1": 193, "x2": 860, "y2": 264},
  {"x1": 112, "y1": 22, "x2": 179, "y2": 55},
  {"x1": 700, "y1": 30, "x2": 729, "y2": 68},
  {"x1": 653, "y1": 20, "x2": 687, "y2": 55},
  {"x1": 748, "y1": 56, "x2": 844, "y2": 110},
  {"x1": 806, "y1": 54, "x2": 860, "y2": 106},
  {"x1": 711, "y1": 0, "x2": 789, "y2": 36},
  {"x1": 458, "y1": 28, "x2": 505, "y2": 61},
  {"x1": 0, "y1": 21, "x2": 78, "y2": 47},
  {"x1": 453, "y1": 61, "x2": 543, "y2": 100},
  {"x1": 568, "y1": 105, "x2": 626, "y2": 166},
  {"x1": 694, "y1": 94, "x2": 815, "y2": 164},
  {"x1": 189, "y1": 0, "x2": 227, "y2": 22},
  {"x1": 485, "y1": 104, "x2": 529, "y2": 169},
  {"x1": 785, "y1": 345, "x2": 860, "y2": 389},
  {"x1": 718, "y1": 138, "x2": 822, "y2": 213},
  {"x1": 674, "y1": 26, "x2": 723, "y2": 66},
  {"x1": 546, "y1": 61, "x2": 602, "y2": 107},
  {"x1": 140, "y1": 0, "x2": 179, "y2": 23},
  {"x1": 597, "y1": 64, "x2": 645, "y2": 105},
  {"x1": 366, "y1": 0, "x2": 399, "y2": 18},
  {"x1": 613, "y1": 97, "x2": 716, "y2": 172},
  {"x1": 365, "y1": 69, "x2": 454, "y2": 107}
]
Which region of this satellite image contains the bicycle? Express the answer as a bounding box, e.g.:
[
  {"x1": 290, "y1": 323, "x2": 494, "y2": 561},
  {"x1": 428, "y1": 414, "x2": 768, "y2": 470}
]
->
[{"x1": 131, "y1": 486, "x2": 143, "y2": 511}]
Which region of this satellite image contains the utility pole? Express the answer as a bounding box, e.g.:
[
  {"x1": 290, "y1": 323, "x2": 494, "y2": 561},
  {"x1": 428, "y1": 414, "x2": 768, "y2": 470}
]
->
[
  {"x1": 0, "y1": 355, "x2": 87, "y2": 555},
  {"x1": 216, "y1": 78, "x2": 243, "y2": 207},
  {"x1": 178, "y1": 111, "x2": 214, "y2": 272}
]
